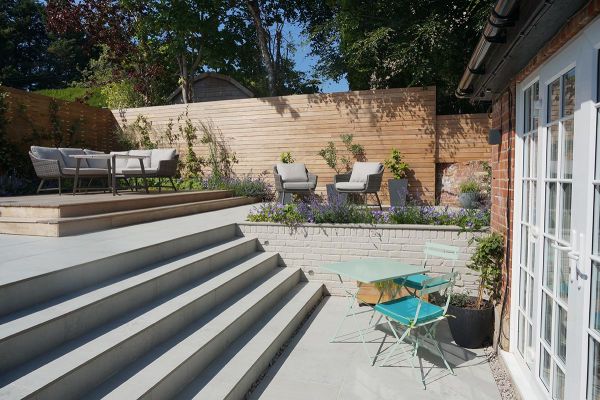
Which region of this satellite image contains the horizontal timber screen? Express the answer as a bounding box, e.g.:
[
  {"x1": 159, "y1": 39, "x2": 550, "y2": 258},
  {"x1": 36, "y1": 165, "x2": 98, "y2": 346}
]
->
[{"x1": 114, "y1": 87, "x2": 491, "y2": 204}]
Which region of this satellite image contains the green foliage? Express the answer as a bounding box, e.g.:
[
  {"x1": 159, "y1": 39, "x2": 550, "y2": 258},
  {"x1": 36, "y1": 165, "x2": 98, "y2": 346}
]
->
[
  {"x1": 468, "y1": 232, "x2": 504, "y2": 309},
  {"x1": 318, "y1": 134, "x2": 365, "y2": 173},
  {"x1": 280, "y1": 152, "x2": 295, "y2": 164},
  {"x1": 101, "y1": 81, "x2": 145, "y2": 110},
  {"x1": 302, "y1": 0, "x2": 492, "y2": 113},
  {"x1": 199, "y1": 120, "x2": 238, "y2": 179},
  {"x1": 0, "y1": 0, "x2": 91, "y2": 90},
  {"x1": 177, "y1": 109, "x2": 204, "y2": 180},
  {"x1": 119, "y1": 115, "x2": 157, "y2": 150},
  {"x1": 35, "y1": 87, "x2": 107, "y2": 108},
  {"x1": 384, "y1": 148, "x2": 410, "y2": 180},
  {"x1": 459, "y1": 180, "x2": 481, "y2": 194}
]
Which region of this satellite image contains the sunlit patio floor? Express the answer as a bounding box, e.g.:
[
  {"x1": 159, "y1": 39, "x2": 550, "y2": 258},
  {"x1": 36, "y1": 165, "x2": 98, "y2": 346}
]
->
[{"x1": 250, "y1": 296, "x2": 501, "y2": 400}]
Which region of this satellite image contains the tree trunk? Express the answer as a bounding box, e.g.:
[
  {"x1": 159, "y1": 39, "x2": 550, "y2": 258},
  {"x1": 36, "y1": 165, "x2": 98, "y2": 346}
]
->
[
  {"x1": 180, "y1": 57, "x2": 190, "y2": 104},
  {"x1": 246, "y1": 0, "x2": 277, "y2": 96}
]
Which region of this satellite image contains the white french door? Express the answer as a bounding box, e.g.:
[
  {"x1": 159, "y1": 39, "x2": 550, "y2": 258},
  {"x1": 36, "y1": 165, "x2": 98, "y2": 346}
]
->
[{"x1": 512, "y1": 17, "x2": 600, "y2": 400}]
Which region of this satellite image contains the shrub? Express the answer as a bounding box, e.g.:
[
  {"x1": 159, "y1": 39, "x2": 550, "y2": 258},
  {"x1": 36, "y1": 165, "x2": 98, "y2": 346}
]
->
[
  {"x1": 279, "y1": 152, "x2": 294, "y2": 164},
  {"x1": 468, "y1": 232, "x2": 505, "y2": 309},
  {"x1": 384, "y1": 148, "x2": 410, "y2": 179},
  {"x1": 318, "y1": 134, "x2": 365, "y2": 173},
  {"x1": 459, "y1": 180, "x2": 480, "y2": 194},
  {"x1": 179, "y1": 174, "x2": 274, "y2": 202}
]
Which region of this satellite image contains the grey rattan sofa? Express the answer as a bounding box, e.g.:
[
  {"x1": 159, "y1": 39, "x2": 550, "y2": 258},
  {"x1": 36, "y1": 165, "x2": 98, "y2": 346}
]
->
[
  {"x1": 29, "y1": 147, "x2": 111, "y2": 194},
  {"x1": 334, "y1": 162, "x2": 384, "y2": 210},
  {"x1": 273, "y1": 163, "x2": 318, "y2": 204},
  {"x1": 29, "y1": 146, "x2": 179, "y2": 194}
]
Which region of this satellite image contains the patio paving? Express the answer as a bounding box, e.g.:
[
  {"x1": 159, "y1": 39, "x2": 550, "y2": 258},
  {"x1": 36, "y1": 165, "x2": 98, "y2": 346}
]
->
[{"x1": 250, "y1": 296, "x2": 501, "y2": 400}]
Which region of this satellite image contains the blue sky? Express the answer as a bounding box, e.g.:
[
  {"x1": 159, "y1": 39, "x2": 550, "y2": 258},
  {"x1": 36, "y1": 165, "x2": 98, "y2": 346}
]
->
[{"x1": 285, "y1": 23, "x2": 349, "y2": 93}]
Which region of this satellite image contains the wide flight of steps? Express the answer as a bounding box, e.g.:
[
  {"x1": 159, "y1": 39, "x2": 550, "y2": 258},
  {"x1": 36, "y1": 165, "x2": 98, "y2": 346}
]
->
[{"x1": 0, "y1": 224, "x2": 323, "y2": 399}]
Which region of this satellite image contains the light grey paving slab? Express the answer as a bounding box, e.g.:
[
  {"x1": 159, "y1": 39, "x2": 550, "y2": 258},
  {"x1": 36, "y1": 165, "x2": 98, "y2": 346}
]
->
[
  {"x1": 0, "y1": 204, "x2": 254, "y2": 280},
  {"x1": 249, "y1": 296, "x2": 501, "y2": 400}
]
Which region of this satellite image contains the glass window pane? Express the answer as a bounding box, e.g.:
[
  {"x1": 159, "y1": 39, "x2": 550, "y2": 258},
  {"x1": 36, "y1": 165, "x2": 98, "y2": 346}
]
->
[
  {"x1": 528, "y1": 275, "x2": 534, "y2": 319},
  {"x1": 523, "y1": 136, "x2": 530, "y2": 178},
  {"x1": 549, "y1": 78, "x2": 561, "y2": 122},
  {"x1": 562, "y1": 68, "x2": 575, "y2": 117},
  {"x1": 556, "y1": 305, "x2": 567, "y2": 363},
  {"x1": 533, "y1": 82, "x2": 540, "y2": 130},
  {"x1": 541, "y1": 346, "x2": 552, "y2": 388},
  {"x1": 588, "y1": 338, "x2": 600, "y2": 400},
  {"x1": 546, "y1": 182, "x2": 557, "y2": 236},
  {"x1": 531, "y1": 132, "x2": 538, "y2": 178},
  {"x1": 554, "y1": 365, "x2": 566, "y2": 400},
  {"x1": 525, "y1": 87, "x2": 532, "y2": 132},
  {"x1": 548, "y1": 124, "x2": 559, "y2": 178},
  {"x1": 595, "y1": 186, "x2": 600, "y2": 257},
  {"x1": 519, "y1": 268, "x2": 527, "y2": 310},
  {"x1": 558, "y1": 249, "x2": 570, "y2": 303},
  {"x1": 562, "y1": 120, "x2": 574, "y2": 179},
  {"x1": 518, "y1": 312, "x2": 525, "y2": 355},
  {"x1": 591, "y1": 263, "x2": 600, "y2": 333},
  {"x1": 544, "y1": 238, "x2": 556, "y2": 291},
  {"x1": 596, "y1": 109, "x2": 600, "y2": 179},
  {"x1": 560, "y1": 183, "x2": 572, "y2": 242},
  {"x1": 542, "y1": 292, "x2": 553, "y2": 345},
  {"x1": 522, "y1": 181, "x2": 529, "y2": 222},
  {"x1": 531, "y1": 181, "x2": 538, "y2": 225},
  {"x1": 530, "y1": 240, "x2": 537, "y2": 274},
  {"x1": 526, "y1": 322, "x2": 534, "y2": 369},
  {"x1": 521, "y1": 225, "x2": 529, "y2": 265}
]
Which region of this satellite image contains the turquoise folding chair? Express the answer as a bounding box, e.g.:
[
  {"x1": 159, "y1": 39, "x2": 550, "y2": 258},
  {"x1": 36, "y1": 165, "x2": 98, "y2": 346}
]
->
[
  {"x1": 372, "y1": 272, "x2": 457, "y2": 386},
  {"x1": 394, "y1": 242, "x2": 459, "y2": 295}
]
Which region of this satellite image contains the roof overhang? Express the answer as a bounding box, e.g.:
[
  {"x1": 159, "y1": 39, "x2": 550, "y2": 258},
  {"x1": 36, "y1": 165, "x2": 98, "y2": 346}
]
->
[{"x1": 457, "y1": 0, "x2": 589, "y2": 102}]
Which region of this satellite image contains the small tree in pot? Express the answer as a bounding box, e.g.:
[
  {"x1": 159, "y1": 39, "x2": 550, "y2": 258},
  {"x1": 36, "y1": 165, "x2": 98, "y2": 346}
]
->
[
  {"x1": 445, "y1": 232, "x2": 504, "y2": 348},
  {"x1": 458, "y1": 180, "x2": 480, "y2": 209},
  {"x1": 384, "y1": 148, "x2": 410, "y2": 207},
  {"x1": 318, "y1": 134, "x2": 365, "y2": 203},
  {"x1": 279, "y1": 152, "x2": 294, "y2": 164}
]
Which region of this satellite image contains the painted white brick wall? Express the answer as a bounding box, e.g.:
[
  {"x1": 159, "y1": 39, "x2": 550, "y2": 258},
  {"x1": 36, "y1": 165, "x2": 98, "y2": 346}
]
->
[{"x1": 237, "y1": 222, "x2": 486, "y2": 296}]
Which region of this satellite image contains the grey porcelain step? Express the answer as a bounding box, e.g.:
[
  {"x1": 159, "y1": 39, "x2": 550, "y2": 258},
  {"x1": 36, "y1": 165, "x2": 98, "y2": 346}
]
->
[
  {"x1": 0, "y1": 236, "x2": 259, "y2": 373},
  {"x1": 0, "y1": 223, "x2": 238, "y2": 317},
  {"x1": 85, "y1": 267, "x2": 302, "y2": 400},
  {"x1": 0, "y1": 252, "x2": 283, "y2": 400},
  {"x1": 176, "y1": 282, "x2": 324, "y2": 400}
]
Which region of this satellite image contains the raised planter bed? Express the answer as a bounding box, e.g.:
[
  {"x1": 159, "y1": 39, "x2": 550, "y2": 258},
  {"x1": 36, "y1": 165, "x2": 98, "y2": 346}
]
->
[{"x1": 237, "y1": 222, "x2": 487, "y2": 296}]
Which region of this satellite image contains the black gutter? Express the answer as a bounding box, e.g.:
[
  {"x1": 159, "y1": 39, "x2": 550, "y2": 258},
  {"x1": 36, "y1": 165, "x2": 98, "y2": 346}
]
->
[{"x1": 456, "y1": 0, "x2": 519, "y2": 98}]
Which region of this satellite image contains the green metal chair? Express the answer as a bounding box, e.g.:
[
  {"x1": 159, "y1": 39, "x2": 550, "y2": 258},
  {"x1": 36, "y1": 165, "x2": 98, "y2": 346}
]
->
[
  {"x1": 394, "y1": 242, "x2": 459, "y2": 295},
  {"x1": 372, "y1": 272, "x2": 458, "y2": 386}
]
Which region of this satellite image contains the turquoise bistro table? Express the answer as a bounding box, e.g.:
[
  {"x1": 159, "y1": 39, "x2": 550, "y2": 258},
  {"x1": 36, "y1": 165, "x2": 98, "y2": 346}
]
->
[{"x1": 322, "y1": 258, "x2": 427, "y2": 360}]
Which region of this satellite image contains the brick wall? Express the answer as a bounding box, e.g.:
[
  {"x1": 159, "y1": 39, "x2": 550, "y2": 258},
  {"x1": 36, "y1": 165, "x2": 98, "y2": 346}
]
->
[
  {"x1": 237, "y1": 222, "x2": 485, "y2": 296},
  {"x1": 489, "y1": 84, "x2": 516, "y2": 350}
]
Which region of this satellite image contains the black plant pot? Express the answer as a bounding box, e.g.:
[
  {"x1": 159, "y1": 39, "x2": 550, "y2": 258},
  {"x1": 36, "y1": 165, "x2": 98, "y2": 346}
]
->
[
  {"x1": 447, "y1": 304, "x2": 494, "y2": 348},
  {"x1": 388, "y1": 179, "x2": 408, "y2": 207}
]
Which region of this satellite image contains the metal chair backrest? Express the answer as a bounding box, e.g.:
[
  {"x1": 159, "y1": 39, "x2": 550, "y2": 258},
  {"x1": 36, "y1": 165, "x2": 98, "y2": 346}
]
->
[
  {"x1": 422, "y1": 242, "x2": 460, "y2": 270},
  {"x1": 414, "y1": 272, "x2": 458, "y2": 320}
]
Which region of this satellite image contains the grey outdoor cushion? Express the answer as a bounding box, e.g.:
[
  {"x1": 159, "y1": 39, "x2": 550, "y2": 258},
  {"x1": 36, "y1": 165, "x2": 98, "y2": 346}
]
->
[
  {"x1": 349, "y1": 162, "x2": 383, "y2": 183},
  {"x1": 110, "y1": 151, "x2": 129, "y2": 173},
  {"x1": 31, "y1": 146, "x2": 67, "y2": 168},
  {"x1": 283, "y1": 181, "x2": 315, "y2": 190},
  {"x1": 62, "y1": 168, "x2": 110, "y2": 176},
  {"x1": 276, "y1": 163, "x2": 308, "y2": 182},
  {"x1": 59, "y1": 148, "x2": 89, "y2": 168},
  {"x1": 83, "y1": 149, "x2": 109, "y2": 169},
  {"x1": 150, "y1": 148, "x2": 176, "y2": 169},
  {"x1": 335, "y1": 181, "x2": 366, "y2": 191},
  {"x1": 126, "y1": 150, "x2": 152, "y2": 169},
  {"x1": 121, "y1": 168, "x2": 158, "y2": 176}
]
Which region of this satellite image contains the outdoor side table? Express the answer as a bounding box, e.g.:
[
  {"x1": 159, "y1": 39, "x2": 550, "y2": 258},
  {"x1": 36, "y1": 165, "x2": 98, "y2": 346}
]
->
[{"x1": 322, "y1": 258, "x2": 427, "y2": 361}]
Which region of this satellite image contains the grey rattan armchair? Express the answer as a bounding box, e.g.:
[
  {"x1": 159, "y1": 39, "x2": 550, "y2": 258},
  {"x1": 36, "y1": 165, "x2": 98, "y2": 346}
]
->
[
  {"x1": 122, "y1": 149, "x2": 179, "y2": 191},
  {"x1": 334, "y1": 162, "x2": 384, "y2": 210},
  {"x1": 273, "y1": 163, "x2": 317, "y2": 204}
]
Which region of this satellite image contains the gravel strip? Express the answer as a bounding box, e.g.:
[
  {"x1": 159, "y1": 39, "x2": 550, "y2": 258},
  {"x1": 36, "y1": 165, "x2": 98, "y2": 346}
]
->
[{"x1": 485, "y1": 347, "x2": 518, "y2": 400}]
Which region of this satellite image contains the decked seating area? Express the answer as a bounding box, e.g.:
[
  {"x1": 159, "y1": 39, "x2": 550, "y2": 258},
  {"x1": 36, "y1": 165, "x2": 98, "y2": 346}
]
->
[{"x1": 0, "y1": 191, "x2": 256, "y2": 236}]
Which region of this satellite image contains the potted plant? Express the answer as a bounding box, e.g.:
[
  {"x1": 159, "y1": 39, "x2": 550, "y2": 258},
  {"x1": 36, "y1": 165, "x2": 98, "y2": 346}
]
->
[
  {"x1": 458, "y1": 180, "x2": 480, "y2": 209},
  {"x1": 384, "y1": 148, "x2": 410, "y2": 207},
  {"x1": 318, "y1": 134, "x2": 365, "y2": 203},
  {"x1": 279, "y1": 152, "x2": 294, "y2": 164},
  {"x1": 445, "y1": 232, "x2": 504, "y2": 348}
]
